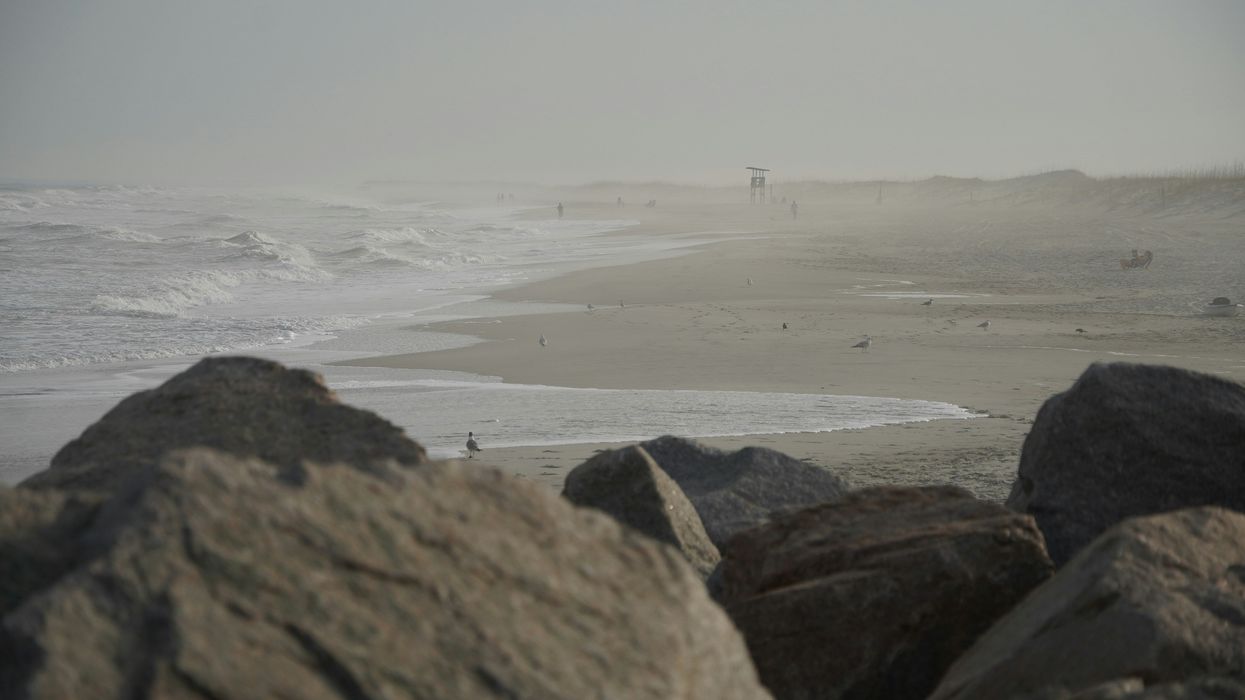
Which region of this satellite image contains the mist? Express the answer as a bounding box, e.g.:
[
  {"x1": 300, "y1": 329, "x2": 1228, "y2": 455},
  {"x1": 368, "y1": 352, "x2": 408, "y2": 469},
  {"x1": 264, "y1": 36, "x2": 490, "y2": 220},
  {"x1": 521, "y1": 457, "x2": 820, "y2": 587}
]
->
[{"x1": 1, "y1": 0, "x2": 1243, "y2": 186}]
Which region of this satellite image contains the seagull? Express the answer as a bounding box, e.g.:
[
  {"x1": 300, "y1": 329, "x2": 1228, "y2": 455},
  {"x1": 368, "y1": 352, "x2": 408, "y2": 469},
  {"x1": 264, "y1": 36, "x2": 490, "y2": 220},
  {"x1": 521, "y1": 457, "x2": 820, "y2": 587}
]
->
[
  {"x1": 539, "y1": 334, "x2": 548, "y2": 347},
  {"x1": 852, "y1": 335, "x2": 872, "y2": 353},
  {"x1": 977, "y1": 320, "x2": 991, "y2": 330},
  {"x1": 922, "y1": 298, "x2": 933, "y2": 306},
  {"x1": 466, "y1": 432, "x2": 481, "y2": 458},
  {"x1": 746, "y1": 277, "x2": 754, "y2": 286},
  {"x1": 587, "y1": 304, "x2": 594, "y2": 312},
  {"x1": 1076, "y1": 328, "x2": 1086, "y2": 334},
  {"x1": 782, "y1": 322, "x2": 788, "y2": 330}
]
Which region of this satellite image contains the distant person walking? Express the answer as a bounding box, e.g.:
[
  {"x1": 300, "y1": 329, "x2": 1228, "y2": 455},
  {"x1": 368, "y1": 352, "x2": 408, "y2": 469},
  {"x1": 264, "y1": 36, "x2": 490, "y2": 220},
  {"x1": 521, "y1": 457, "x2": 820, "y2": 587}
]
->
[
  {"x1": 557, "y1": 202, "x2": 564, "y2": 219},
  {"x1": 790, "y1": 200, "x2": 799, "y2": 220}
]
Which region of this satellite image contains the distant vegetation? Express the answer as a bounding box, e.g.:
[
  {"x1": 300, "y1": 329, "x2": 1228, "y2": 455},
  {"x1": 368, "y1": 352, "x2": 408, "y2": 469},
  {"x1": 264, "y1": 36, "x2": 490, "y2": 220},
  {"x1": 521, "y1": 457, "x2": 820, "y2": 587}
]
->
[{"x1": 1104, "y1": 161, "x2": 1245, "y2": 182}]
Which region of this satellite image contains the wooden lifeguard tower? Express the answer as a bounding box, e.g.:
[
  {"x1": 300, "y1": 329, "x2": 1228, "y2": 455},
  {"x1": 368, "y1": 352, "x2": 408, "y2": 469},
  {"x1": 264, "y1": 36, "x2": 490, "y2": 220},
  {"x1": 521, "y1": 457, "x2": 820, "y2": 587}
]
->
[{"x1": 747, "y1": 166, "x2": 769, "y2": 204}]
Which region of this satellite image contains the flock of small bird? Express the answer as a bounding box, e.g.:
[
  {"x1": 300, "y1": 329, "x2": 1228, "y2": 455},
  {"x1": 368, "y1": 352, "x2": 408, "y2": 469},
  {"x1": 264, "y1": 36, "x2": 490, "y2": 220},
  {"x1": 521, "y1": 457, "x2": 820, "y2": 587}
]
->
[
  {"x1": 534, "y1": 286, "x2": 1023, "y2": 356},
  {"x1": 843, "y1": 296, "x2": 997, "y2": 353},
  {"x1": 535, "y1": 285, "x2": 1094, "y2": 356}
]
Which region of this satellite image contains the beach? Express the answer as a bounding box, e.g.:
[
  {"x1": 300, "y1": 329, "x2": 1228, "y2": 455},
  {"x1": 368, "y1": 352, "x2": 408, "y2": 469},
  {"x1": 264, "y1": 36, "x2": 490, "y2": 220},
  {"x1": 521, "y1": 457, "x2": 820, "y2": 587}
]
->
[
  {"x1": 339, "y1": 195, "x2": 1245, "y2": 499},
  {"x1": 4, "y1": 179, "x2": 1241, "y2": 497}
]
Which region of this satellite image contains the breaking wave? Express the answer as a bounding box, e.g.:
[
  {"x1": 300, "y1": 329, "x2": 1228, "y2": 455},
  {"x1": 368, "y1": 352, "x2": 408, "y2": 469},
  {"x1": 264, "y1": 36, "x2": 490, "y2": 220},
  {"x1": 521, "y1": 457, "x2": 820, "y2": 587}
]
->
[
  {"x1": 347, "y1": 227, "x2": 439, "y2": 245},
  {"x1": 0, "y1": 314, "x2": 370, "y2": 372},
  {"x1": 12, "y1": 221, "x2": 160, "y2": 243},
  {"x1": 331, "y1": 243, "x2": 488, "y2": 269},
  {"x1": 218, "y1": 231, "x2": 328, "y2": 279},
  {"x1": 0, "y1": 193, "x2": 49, "y2": 211},
  {"x1": 90, "y1": 270, "x2": 243, "y2": 318},
  {"x1": 96, "y1": 228, "x2": 161, "y2": 243}
]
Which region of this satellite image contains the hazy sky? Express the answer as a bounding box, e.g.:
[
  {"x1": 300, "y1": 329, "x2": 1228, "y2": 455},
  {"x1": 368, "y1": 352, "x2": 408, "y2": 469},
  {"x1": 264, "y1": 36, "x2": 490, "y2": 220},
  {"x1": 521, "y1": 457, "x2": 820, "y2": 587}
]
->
[{"x1": 2, "y1": 0, "x2": 1243, "y2": 185}]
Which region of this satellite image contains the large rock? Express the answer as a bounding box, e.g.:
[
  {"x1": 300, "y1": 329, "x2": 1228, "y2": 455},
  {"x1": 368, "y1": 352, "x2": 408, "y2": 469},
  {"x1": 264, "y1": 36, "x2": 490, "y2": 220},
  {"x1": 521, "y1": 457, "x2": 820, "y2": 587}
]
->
[
  {"x1": 638, "y1": 436, "x2": 849, "y2": 547},
  {"x1": 0, "y1": 449, "x2": 771, "y2": 700},
  {"x1": 929, "y1": 507, "x2": 1245, "y2": 700},
  {"x1": 1008, "y1": 362, "x2": 1245, "y2": 566},
  {"x1": 718, "y1": 486, "x2": 1052, "y2": 700},
  {"x1": 563, "y1": 445, "x2": 720, "y2": 579},
  {"x1": 22, "y1": 356, "x2": 426, "y2": 492}
]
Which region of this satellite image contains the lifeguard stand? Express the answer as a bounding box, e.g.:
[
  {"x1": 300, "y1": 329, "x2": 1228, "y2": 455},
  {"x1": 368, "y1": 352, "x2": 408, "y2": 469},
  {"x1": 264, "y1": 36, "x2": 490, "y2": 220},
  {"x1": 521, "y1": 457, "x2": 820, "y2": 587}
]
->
[{"x1": 747, "y1": 166, "x2": 769, "y2": 204}]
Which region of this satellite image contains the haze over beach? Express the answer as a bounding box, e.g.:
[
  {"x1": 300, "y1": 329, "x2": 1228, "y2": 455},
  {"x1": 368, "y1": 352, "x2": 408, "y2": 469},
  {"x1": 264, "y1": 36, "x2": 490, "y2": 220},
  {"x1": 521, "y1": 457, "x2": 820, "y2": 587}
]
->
[{"x1": 4, "y1": 1, "x2": 1245, "y2": 185}]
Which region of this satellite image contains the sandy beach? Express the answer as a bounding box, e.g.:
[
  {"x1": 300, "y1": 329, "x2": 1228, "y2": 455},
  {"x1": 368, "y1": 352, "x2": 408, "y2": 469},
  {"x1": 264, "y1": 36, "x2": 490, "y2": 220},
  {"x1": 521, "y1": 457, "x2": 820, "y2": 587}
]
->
[{"x1": 339, "y1": 193, "x2": 1245, "y2": 499}]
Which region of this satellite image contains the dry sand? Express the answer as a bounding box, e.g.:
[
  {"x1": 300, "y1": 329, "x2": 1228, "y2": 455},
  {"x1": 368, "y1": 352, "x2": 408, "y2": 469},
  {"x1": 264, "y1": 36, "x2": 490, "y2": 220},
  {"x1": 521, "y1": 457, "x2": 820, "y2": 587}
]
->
[{"x1": 340, "y1": 197, "x2": 1245, "y2": 500}]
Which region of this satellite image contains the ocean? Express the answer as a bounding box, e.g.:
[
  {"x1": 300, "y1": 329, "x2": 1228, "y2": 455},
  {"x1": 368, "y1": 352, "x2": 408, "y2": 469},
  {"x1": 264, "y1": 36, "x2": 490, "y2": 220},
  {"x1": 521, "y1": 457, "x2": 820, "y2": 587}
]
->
[{"x1": 0, "y1": 184, "x2": 973, "y2": 483}]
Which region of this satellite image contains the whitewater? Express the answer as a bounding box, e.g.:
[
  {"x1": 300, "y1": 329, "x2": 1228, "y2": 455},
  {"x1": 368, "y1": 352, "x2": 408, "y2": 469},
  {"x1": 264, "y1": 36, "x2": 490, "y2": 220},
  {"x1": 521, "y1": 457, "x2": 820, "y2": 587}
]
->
[
  {"x1": 0, "y1": 184, "x2": 973, "y2": 483},
  {"x1": 0, "y1": 185, "x2": 646, "y2": 371}
]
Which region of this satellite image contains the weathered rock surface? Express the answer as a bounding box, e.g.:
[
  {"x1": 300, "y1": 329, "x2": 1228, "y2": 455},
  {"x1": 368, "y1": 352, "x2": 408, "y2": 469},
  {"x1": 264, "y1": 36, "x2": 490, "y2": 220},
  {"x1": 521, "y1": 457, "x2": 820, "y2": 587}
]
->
[
  {"x1": 929, "y1": 507, "x2": 1245, "y2": 700},
  {"x1": 1067, "y1": 677, "x2": 1245, "y2": 700},
  {"x1": 1, "y1": 449, "x2": 771, "y2": 700},
  {"x1": 22, "y1": 356, "x2": 426, "y2": 493},
  {"x1": 718, "y1": 486, "x2": 1052, "y2": 700},
  {"x1": 638, "y1": 436, "x2": 849, "y2": 547},
  {"x1": 1008, "y1": 362, "x2": 1245, "y2": 566},
  {"x1": 0, "y1": 486, "x2": 102, "y2": 616},
  {"x1": 563, "y1": 445, "x2": 720, "y2": 579}
]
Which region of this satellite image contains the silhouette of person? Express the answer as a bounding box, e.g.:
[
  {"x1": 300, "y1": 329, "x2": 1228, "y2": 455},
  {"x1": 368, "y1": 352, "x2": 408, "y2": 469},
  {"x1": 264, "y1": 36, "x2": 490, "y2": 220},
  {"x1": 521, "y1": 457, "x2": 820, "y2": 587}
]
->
[
  {"x1": 790, "y1": 200, "x2": 799, "y2": 220},
  {"x1": 556, "y1": 202, "x2": 564, "y2": 218}
]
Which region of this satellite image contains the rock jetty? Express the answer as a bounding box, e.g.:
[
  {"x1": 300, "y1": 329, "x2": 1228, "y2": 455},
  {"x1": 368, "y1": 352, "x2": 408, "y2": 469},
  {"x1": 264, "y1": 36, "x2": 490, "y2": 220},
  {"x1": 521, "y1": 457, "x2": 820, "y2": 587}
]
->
[
  {"x1": 2, "y1": 358, "x2": 769, "y2": 700},
  {"x1": 4, "y1": 356, "x2": 1244, "y2": 699}
]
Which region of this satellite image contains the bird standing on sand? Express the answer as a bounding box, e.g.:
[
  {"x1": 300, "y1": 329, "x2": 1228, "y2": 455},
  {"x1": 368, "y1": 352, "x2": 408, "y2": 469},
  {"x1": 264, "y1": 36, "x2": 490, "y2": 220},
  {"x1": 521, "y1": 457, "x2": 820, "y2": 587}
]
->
[
  {"x1": 1076, "y1": 328, "x2": 1086, "y2": 334},
  {"x1": 852, "y1": 336, "x2": 873, "y2": 353},
  {"x1": 977, "y1": 320, "x2": 991, "y2": 330},
  {"x1": 922, "y1": 298, "x2": 933, "y2": 306},
  {"x1": 587, "y1": 304, "x2": 594, "y2": 312},
  {"x1": 539, "y1": 334, "x2": 548, "y2": 347},
  {"x1": 782, "y1": 322, "x2": 788, "y2": 330},
  {"x1": 466, "y1": 432, "x2": 481, "y2": 458}
]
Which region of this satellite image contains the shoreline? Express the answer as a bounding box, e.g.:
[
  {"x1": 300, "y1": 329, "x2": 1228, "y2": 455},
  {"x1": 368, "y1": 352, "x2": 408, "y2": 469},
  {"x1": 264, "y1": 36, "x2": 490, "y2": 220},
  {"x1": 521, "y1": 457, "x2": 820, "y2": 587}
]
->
[
  {"x1": 332, "y1": 201, "x2": 1245, "y2": 498},
  {"x1": 7, "y1": 198, "x2": 1242, "y2": 495}
]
